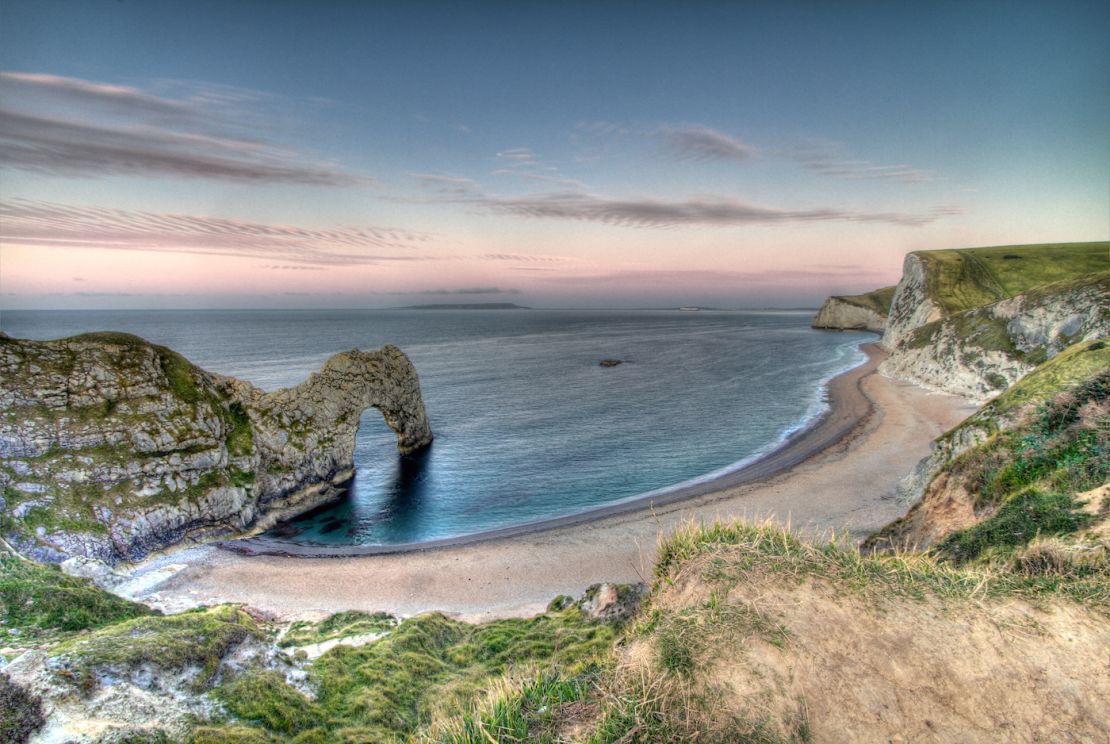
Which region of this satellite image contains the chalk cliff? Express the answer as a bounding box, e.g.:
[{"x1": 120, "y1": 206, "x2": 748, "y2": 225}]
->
[
  {"x1": 811, "y1": 286, "x2": 894, "y2": 333},
  {"x1": 881, "y1": 272, "x2": 1109, "y2": 400},
  {"x1": 0, "y1": 332, "x2": 432, "y2": 563},
  {"x1": 870, "y1": 243, "x2": 1108, "y2": 401}
]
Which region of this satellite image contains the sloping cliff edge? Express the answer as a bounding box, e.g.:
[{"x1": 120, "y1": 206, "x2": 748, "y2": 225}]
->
[
  {"x1": 811, "y1": 286, "x2": 894, "y2": 332},
  {"x1": 0, "y1": 332, "x2": 432, "y2": 564},
  {"x1": 815, "y1": 243, "x2": 1108, "y2": 401}
]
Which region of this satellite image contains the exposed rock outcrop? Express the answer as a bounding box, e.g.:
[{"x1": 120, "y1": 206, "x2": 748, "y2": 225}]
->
[
  {"x1": 0, "y1": 333, "x2": 432, "y2": 564},
  {"x1": 880, "y1": 253, "x2": 945, "y2": 350},
  {"x1": 880, "y1": 273, "x2": 1108, "y2": 400},
  {"x1": 811, "y1": 286, "x2": 894, "y2": 333}
]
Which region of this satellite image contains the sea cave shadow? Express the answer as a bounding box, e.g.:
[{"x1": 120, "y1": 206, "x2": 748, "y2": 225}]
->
[
  {"x1": 379, "y1": 444, "x2": 433, "y2": 523},
  {"x1": 270, "y1": 444, "x2": 434, "y2": 541}
]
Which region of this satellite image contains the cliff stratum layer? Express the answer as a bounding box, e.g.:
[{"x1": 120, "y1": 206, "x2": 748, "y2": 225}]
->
[
  {"x1": 810, "y1": 286, "x2": 894, "y2": 332},
  {"x1": 836, "y1": 241, "x2": 1108, "y2": 401},
  {"x1": 0, "y1": 332, "x2": 432, "y2": 564}
]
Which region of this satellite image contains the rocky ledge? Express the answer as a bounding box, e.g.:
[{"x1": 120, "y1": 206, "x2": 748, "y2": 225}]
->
[{"x1": 0, "y1": 332, "x2": 432, "y2": 564}]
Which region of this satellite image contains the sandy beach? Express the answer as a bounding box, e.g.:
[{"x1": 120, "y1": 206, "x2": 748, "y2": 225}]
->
[{"x1": 123, "y1": 343, "x2": 977, "y2": 621}]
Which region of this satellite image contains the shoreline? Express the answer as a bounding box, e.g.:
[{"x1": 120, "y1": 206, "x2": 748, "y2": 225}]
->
[
  {"x1": 120, "y1": 343, "x2": 979, "y2": 620},
  {"x1": 222, "y1": 342, "x2": 885, "y2": 558}
]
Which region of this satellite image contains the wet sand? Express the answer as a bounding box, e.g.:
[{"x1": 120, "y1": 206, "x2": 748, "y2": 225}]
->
[{"x1": 123, "y1": 343, "x2": 977, "y2": 621}]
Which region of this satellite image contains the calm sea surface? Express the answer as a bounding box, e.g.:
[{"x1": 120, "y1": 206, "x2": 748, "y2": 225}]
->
[{"x1": 0, "y1": 309, "x2": 871, "y2": 545}]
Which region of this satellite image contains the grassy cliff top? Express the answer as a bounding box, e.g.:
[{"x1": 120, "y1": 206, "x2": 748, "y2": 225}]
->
[
  {"x1": 913, "y1": 241, "x2": 1107, "y2": 315},
  {"x1": 831, "y1": 285, "x2": 896, "y2": 315}
]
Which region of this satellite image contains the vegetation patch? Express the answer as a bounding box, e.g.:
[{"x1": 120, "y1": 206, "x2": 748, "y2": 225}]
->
[
  {"x1": 835, "y1": 285, "x2": 896, "y2": 316},
  {"x1": 208, "y1": 608, "x2": 616, "y2": 742},
  {"x1": 55, "y1": 605, "x2": 263, "y2": 687},
  {"x1": 0, "y1": 671, "x2": 46, "y2": 744},
  {"x1": 938, "y1": 490, "x2": 1093, "y2": 563},
  {"x1": 0, "y1": 555, "x2": 151, "y2": 636},
  {"x1": 278, "y1": 610, "x2": 396, "y2": 648},
  {"x1": 916, "y1": 242, "x2": 1107, "y2": 316}
]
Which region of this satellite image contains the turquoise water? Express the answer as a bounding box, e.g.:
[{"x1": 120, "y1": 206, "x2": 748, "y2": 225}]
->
[{"x1": 0, "y1": 309, "x2": 870, "y2": 545}]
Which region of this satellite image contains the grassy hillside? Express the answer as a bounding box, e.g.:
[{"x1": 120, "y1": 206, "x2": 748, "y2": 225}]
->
[
  {"x1": 914, "y1": 241, "x2": 1107, "y2": 315},
  {"x1": 831, "y1": 285, "x2": 896, "y2": 316}
]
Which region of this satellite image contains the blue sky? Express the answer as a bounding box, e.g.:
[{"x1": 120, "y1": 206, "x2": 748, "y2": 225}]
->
[{"x1": 0, "y1": 0, "x2": 1106, "y2": 309}]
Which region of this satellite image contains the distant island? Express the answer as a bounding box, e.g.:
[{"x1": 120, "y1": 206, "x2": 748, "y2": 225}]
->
[{"x1": 399, "y1": 302, "x2": 531, "y2": 310}]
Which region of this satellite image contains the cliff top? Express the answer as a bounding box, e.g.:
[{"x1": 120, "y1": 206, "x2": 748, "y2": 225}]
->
[
  {"x1": 909, "y1": 241, "x2": 1107, "y2": 316},
  {"x1": 828, "y1": 285, "x2": 896, "y2": 315}
]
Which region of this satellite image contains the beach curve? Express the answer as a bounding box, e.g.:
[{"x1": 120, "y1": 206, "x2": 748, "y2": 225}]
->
[{"x1": 120, "y1": 342, "x2": 978, "y2": 621}]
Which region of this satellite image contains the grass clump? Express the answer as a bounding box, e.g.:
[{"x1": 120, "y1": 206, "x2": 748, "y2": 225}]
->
[
  {"x1": 934, "y1": 368, "x2": 1109, "y2": 563},
  {"x1": 224, "y1": 401, "x2": 254, "y2": 458},
  {"x1": 654, "y1": 519, "x2": 1108, "y2": 608},
  {"x1": 278, "y1": 610, "x2": 396, "y2": 649},
  {"x1": 937, "y1": 490, "x2": 1093, "y2": 563},
  {"x1": 0, "y1": 671, "x2": 45, "y2": 744},
  {"x1": 211, "y1": 607, "x2": 617, "y2": 742},
  {"x1": 55, "y1": 604, "x2": 263, "y2": 686},
  {"x1": 429, "y1": 668, "x2": 597, "y2": 744},
  {"x1": 215, "y1": 671, "x2": 324, "y2": 737},
  {"x1": 0, "y1": 555, "x2": 151, "y2": 634}
]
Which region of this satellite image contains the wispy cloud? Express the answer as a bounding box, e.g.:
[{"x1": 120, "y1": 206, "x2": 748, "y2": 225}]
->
[
  {"x1": 0, "y1": 71, "x2": 364, "y2": 185},
  {"x1": 657, "y1": 125, "x2": 755, "y2": 162},
  {"x1": 791, "y1": 144, "x2": 931, "y2": 183},
  {"x1": 410, "y1": 173, "x2": 480, "y2": 194},
  {"x1": 460, "y1": 190, "x2": 963, "y2": 228},
  {"x1": 496, "y1": 147, "x2": 537, "y2": 164},
  {"x1": 0, "y1": 198, "x2": 431, "y2": 266}
]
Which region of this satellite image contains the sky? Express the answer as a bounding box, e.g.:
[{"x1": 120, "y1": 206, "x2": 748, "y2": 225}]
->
[{"x1": 0, "y1": 0, "x2": 1106, "y2": 310}]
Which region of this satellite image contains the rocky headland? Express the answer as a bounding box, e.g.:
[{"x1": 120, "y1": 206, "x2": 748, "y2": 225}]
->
[
  {"x1": 810, "y1": 286, "x2": 894, "y2": 333},
  {"x1": 872, "y1": 242, "x2": 1108, "y2": 400},
  {"x1": 0, "y1": 333, "x2": 432, "y2": 565}
]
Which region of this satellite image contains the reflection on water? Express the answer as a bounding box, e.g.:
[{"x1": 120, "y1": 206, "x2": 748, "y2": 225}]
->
[{"x1": 278, "y1": 445, "x2": 435, "y2": 544}]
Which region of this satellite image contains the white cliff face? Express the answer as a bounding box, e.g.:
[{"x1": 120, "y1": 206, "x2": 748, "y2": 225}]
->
[
  {"x1": 0, "y1": 333, "x2": 432, "y2": 564},
  {"x1": 878, "y1": 267, "x2": 1109, "y2": 402},
  {"x1": 811, "y1": 297, "x2": 886, "y2": 332},
  {"x1": 880, "y1": 253, "x2": 944, "y2": 350}
]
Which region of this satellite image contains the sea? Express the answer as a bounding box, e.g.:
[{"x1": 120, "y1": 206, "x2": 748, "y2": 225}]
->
[{"x1": 0, "y1": 309, "x2": 872, "y2": 546}]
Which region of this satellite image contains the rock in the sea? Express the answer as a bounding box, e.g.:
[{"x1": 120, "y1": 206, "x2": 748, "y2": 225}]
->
[
  {"x1": 599, "y1": 359, "x2": 623, "y2": 367},
  {"x1": 0, "y1": 332, "x2": 433, "y2": 563}
]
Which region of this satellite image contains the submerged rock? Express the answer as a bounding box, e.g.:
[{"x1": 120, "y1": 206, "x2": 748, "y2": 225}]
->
[{"x1": 0, "y1": 332, "x2": 432, "y2": 563}]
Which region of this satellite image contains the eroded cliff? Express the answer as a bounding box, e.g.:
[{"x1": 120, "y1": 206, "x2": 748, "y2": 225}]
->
[
  {"x1": 875, "y1": 243, "x2": 1108, "y2": 401},
  {"x1": 0, "y1": 332, "x2": 432, "y2": 563},
  {"x1": 811, "y1": 286, "x2": 893, "y2": 333}
]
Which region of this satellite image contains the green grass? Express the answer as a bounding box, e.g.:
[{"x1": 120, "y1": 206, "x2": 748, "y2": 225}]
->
[
  {"x1": 423, "y1": 668, "x2": 598, "y2": 744},
  {"x1": 653, "y1": 519, "x2": 1108, "y2": 608},
  {"x1": 224, "y1": 401, "x2": 255, "y2": 457},
  {"x1": 834, "y1": 285, "x2": 896, "y2": 316},
  {"x1": 208, "y1": 608, "x2": 617, "y2": 743},
  {"x1": 0, "y1": 555, "x2": 152, "y2": 635},
  {"x1": 937, "y1": 490, "x2": 1094, "y2": 563},
  {"x1": 915, "y1": 242, "x2": 1107, "y2": 316},
  {"x1": 929, "y1": 367, "x2": 1109, "y2": 564},
  {"x1": 980, "y1": 339, "x2": 1110, "y2": 418},
  {"x1": 278, "y1": 610, "x2": 396, "y2": 648},
  {"x1": 55, "y1": 605, "x2": 263, "y2": 688}
]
